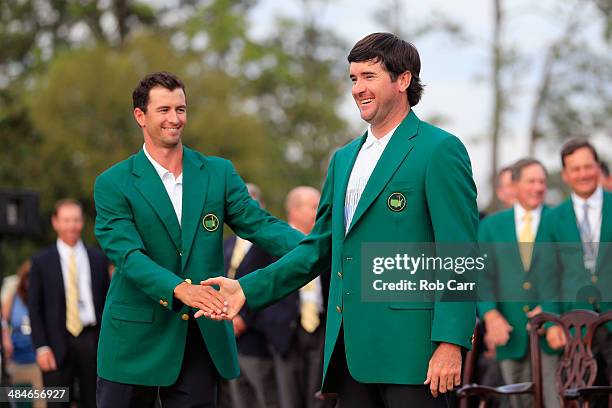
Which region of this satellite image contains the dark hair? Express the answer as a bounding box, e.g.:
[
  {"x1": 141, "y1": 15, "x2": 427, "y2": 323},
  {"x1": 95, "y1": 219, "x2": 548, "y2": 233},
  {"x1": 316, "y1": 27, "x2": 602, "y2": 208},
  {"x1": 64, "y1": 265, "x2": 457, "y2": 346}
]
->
[
  {"x1": 600, "y1": 161, "x2": 610, "y2": 177},
  {"x1": 348, "y1": 32, "x2": 424, "y2": 107},
  {"x1": 16, "y1": 260, "x2": 31, "y2": 304},
  {"x1": 53, "y1": 198, "x2": 82, "y2": 217},
  {"x1": 495, "y1": 166, "x2": 513, "y2": 188},
  {"x1": 560, "y1": 139, "x2": 599, "y2": 168},
  {"x1": 511, "y1": 158, "x2": 547, "y2": 182},
  {"x1": 132, "y1": 72, "x2": 185, "y2": 112}
]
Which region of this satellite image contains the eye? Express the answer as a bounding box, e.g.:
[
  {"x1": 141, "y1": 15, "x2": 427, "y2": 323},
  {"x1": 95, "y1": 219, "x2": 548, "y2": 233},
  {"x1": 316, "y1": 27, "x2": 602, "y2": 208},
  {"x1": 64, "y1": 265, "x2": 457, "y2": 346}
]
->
[{"x1": 177, "y1": 107, "x2": 186, "y2": 113}]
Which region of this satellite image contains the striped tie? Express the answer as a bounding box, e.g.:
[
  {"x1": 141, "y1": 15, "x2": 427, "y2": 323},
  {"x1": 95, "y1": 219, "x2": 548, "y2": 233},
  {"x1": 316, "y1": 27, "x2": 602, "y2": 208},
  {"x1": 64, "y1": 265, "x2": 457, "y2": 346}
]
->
[{"x1": 66, "y1": 250, "x2": 83, "y2": 337}]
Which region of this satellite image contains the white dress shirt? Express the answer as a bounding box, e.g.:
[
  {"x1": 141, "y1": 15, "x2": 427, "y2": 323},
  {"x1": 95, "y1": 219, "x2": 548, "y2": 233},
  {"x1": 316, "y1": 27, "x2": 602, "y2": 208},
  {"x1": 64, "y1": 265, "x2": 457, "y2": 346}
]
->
[
  {"x1": 143, "y1": 144, "x2": 183, "y2": 225},
  {"x1": 514, "y1": 203, "x2": 543, "y2": 240},
  {"x1": 344, "y1": 125, "x2": 399, "y2": 233},
  {"x1": 56, "y1": 239, "x2": 97, "y2": 327},
  {"x1": 571, "y1": 186, "x2": 603, "y2": 243}
]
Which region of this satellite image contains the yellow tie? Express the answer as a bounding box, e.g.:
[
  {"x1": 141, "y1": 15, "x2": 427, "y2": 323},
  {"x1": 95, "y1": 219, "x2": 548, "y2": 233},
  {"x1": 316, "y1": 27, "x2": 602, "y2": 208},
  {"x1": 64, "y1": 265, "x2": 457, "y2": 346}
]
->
[
  {"x1": 519, "y1": 211, "x2": 535, "y2": 270},
  {"x1": 66, "y1": 250, "x2": 83, "y2": 337},
  {"x1": 300, "y1": 280, "x2": 320, "y2": 333},
  {"x1": 227, "y1": 238, "x2": 249, "y2": 279}
]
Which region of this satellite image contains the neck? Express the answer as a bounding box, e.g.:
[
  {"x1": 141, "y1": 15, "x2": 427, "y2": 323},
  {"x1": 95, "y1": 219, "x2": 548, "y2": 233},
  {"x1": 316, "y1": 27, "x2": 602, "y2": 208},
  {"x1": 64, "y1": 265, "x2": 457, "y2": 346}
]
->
[
  {"x1": 144, "y1": 139, "x2": 183, "y2": 177},
  {"x1": 371, "y1": 105, "x2": 410, "y2": 139}
]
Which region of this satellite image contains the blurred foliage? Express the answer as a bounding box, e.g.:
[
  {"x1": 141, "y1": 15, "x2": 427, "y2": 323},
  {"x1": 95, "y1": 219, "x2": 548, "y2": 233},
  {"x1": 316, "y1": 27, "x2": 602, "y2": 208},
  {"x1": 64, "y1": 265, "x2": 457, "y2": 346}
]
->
[{"x1": 0, "y1": 0, "x2": 349, "y2": 275}]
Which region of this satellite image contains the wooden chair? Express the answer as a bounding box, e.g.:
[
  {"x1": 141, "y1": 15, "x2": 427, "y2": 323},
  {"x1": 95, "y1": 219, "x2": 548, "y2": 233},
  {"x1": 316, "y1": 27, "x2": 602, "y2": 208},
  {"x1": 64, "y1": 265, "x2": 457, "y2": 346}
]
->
[{"x1": 457, "y1": 310, "x2": 612, "y2": 407}]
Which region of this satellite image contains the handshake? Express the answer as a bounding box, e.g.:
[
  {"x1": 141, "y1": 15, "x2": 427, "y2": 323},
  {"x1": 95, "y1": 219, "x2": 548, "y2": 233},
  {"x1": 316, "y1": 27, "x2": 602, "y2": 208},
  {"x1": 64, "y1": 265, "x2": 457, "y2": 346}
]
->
[{"x1": 173, "y1": 277, "x2": 245, "y2": 320}]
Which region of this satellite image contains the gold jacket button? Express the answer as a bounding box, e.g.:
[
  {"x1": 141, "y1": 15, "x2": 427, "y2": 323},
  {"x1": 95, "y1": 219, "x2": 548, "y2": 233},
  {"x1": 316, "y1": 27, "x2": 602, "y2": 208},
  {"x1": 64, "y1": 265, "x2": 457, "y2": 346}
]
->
[
  {"x1": 591, "y1": 275, "x2": 598, "y2": 284},
  {"x1": 588, "y1": 297, "x2": 596, "y2": 305},
  {"x1": 336, "y1": 305, "x2": 342, "y2": 313},
  {"x1": 159, "y1": 299, "x2": 165, "y2": 305},
  {"x1": 523, "y1": 281, "x2": 532, "y2": 290},
  {"x1": 185, "y1": 278, "x2": 192, "y2": 285},
  {"x1": 523, "y1": 305, "x2": 530, "y2": 313},
  {"x1": 163, "y1": 301, "x2": 169, "y2": 308},
  {"x1": 182, "y1": 313, "x2": 189, "y2": 320}
]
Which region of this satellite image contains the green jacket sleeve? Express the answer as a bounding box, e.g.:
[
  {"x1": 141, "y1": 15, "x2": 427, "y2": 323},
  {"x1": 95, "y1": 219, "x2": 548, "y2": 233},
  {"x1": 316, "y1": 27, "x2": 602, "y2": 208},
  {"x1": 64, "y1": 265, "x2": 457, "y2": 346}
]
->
[
  {"x1": 240, "y1": 154, "x2": 336, "y2": 310},
  {"x1": 425, "y1": 136, "x2": 478, "y2": 349}
]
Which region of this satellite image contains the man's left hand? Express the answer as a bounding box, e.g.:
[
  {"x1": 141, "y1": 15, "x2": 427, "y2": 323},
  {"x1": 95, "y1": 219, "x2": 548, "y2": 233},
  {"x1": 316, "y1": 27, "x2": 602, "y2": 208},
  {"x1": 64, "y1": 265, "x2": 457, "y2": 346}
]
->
[{"x1": 424, "y1": 342, "x2": 462, "y2": 397}]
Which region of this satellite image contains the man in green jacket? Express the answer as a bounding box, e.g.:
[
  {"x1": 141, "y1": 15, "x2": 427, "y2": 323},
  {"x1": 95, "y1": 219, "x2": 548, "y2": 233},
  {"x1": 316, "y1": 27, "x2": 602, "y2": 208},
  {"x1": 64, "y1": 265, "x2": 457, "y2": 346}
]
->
[
  {"x1": 94, "y1": 72, "x2": 303, "y2": 407},
  {"x1": 201, "y1": 33, "x2": 478, "y2": 407},
  {"x1": 478, "y1": 158, "x2": 559, "y2": 408},
  {"x1": 535, "y1": 139, "x2": 611, "y2": 389}
]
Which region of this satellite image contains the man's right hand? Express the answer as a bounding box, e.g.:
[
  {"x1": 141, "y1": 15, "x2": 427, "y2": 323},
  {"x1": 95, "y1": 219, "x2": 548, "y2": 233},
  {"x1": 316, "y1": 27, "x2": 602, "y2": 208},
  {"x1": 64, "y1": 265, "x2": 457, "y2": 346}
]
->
[
  {"x1": 196, "y1": 277, "x2": 246, "y2": 320},
  {"x1": 546, "y1": 325, "x2": 567, "y2": 350},
  {"x1": 37, "y1": 349, "x2": 57, "y2": 372},
  {"x1": 173, "y1": 282, "x2": 228, "y2": 316},
  {"x1": 483, "y1": 310, "x2": 513, "y2": 349}
]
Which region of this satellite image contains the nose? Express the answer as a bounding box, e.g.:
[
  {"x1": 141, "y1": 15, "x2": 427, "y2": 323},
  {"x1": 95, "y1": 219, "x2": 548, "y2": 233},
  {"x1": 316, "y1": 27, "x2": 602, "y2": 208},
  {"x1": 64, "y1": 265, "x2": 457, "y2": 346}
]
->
[
  {"x1": 352, "y1": 79, "x2": 365, "y2": 96},
  {"x1": 169, "y1": 109, "x2": 180, "y2": 124}
]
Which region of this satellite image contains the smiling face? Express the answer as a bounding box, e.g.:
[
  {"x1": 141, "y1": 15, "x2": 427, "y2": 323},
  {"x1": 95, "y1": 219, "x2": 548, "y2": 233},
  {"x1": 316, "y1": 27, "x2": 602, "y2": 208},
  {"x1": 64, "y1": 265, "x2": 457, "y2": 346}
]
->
[
  {"x1": 134, "y1": 86, "x2": 187, "y2": 149},
  {"x1": 562, "y1": 147, "x2": 601, "y2": 199},
  {"x1": 514, "y1": 163, "x2": 547, "y2": 211},
  {"x1": 349, "y1": 59, "x2": 410, "y2": 136}
]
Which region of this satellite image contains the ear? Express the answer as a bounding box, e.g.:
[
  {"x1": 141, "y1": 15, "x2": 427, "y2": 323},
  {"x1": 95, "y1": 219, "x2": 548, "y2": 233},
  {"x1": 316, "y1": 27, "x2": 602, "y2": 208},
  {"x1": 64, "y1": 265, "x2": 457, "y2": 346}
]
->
[
  {"x1": 134, "y1": 108, "x2": 146, "y2": 128},
  {"x1": 398, "y1": 71, "x2": 412, "y2": 93}
]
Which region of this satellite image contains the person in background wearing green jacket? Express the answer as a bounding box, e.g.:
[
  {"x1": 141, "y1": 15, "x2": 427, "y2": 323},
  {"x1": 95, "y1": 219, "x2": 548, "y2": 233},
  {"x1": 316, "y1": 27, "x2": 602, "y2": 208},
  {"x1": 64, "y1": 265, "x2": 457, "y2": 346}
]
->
[
  {"x1": 478, "y1": 158, "x2": 560, "y2": 408},
  {"x1": 535, "y1": 139, "x2": 611, "y2": 404},
  {"x1": 200, "y1": 33, "x2": 478, "y2": 408},
  {"x1": 94, "y1": 72, "x2": 303, "y2": 407}
]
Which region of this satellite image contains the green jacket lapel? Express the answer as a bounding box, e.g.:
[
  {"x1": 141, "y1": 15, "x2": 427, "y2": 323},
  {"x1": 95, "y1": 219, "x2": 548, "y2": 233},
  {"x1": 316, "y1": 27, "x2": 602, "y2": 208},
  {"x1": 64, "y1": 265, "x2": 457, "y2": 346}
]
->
[
  {"x1": 180, "y1": 147, "x2": 210, "y2": 269},
  {"x1": 132, "y1": 149, "x2": 181, "y2": 251},
  {"x1": 333, "y1": 134, "x2": 366, "y2": 238},
  {"x1": 346, "y1": 110, "x2": 419, "y2": 236},
  {"x1": 561, "y1": 199, "x2": 582, "y2": 242}
]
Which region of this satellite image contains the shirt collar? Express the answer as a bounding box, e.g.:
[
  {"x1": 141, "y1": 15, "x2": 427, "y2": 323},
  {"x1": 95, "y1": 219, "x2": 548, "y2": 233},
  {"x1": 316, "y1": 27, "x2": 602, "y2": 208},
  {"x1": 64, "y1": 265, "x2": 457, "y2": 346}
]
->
[
  {"x1": 514, "y1": 203, "x2": 542, "y2": 220},
  {"x1": 143, "y1": 144, "x2": 182, "y2": 181},
  {"x1": 56, "y1": 238, "x2": 84, "y2": 258},
  {"x1": 571, "y1": 186, "x2": 603, "y2": 209},
  {"x1": 363, "y1": 124, "x2": 399, "y2": 150}
]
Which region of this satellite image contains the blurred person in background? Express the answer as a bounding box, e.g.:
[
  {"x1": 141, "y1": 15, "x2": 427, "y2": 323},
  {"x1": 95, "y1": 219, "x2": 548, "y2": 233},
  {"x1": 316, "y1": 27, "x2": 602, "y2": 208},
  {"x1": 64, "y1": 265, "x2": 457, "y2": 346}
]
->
[
  {"x1": 535, "y1": 139, "x2": 611, "y2": 407},
  {"x1": 600, "y1": 161, "x2": 612, "y2": 191},
  {"x1": 2, "y1": 260, "x2": 46, "y2": 408},
  {"x1": 28, "y1": 199, "x2": 110, "y2": 408},
  {"x1": 495, "y1": 166, "x2": 516, "y2": 209},
  {"x1": 478, "y1": 158, "x2": 559, "y2": 408}
]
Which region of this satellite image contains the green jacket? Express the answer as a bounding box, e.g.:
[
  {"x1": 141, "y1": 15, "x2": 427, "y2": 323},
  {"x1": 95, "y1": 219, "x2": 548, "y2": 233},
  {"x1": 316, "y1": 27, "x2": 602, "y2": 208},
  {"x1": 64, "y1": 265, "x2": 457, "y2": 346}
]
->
[
  {"x1": 535, "y1": 191, "x2": 612, "y2": 319},
  {"x1": 477, "y1": 207, "x2": 556, "y2": 360},
  {"x1": 240, "y1": 110, "x2": 478, "y2": 388},
  {"x1": 94, "y1": 146, "x2": 303, "y2": 385}
]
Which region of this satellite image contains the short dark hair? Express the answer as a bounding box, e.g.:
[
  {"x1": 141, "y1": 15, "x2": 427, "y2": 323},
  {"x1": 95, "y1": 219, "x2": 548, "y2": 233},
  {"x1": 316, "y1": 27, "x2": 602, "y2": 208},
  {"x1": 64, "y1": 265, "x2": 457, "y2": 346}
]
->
[
  {"x1": 348, "y1": 32, "x2": 424, "y2": 107},
  {"x1": 53, "y1": 198, "x2": 82, "y2": 217},
  {"x1": 560, "y1": 139, "x2": 599, "y2": 168},
  {"x1": 600, "y1": 161, "x2": 610, "y2": 177},
  {"x1": 511, "y1": 158, "x2": 547, "y2": 182},
  {"x1": 132, "y1": 72, "x2": 185, "y2": 112}
]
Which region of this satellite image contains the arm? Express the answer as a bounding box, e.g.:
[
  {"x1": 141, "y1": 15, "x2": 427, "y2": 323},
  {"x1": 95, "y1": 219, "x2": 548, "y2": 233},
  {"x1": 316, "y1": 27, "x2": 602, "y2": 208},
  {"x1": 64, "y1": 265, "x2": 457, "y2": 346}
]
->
[
  {"x1": 27, "y1": 256, "x2": 57, "y2": 371},
  {"x1": 424, "y1": 136, "x2": 478, "y2": 396},
  {"x1": 200, "y1": 154, "x2": 336, "y2": 318},
  {"x1": 425, "y1": 136, "x2": 478, "y2": 349},
  {"x1": 238, "y1": 153, "x2": 336, "y2": 310},
  {"x1": 94, "y1": 173, "x2": 225, "y2": 313}
]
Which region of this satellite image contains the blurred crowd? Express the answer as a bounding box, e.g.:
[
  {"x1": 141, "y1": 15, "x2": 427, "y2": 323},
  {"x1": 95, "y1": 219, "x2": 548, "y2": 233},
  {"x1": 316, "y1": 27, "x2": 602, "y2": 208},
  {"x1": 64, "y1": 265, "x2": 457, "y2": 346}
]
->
[{"x1": 0, "y1": 137, "x2": 610, "y2": 408}]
